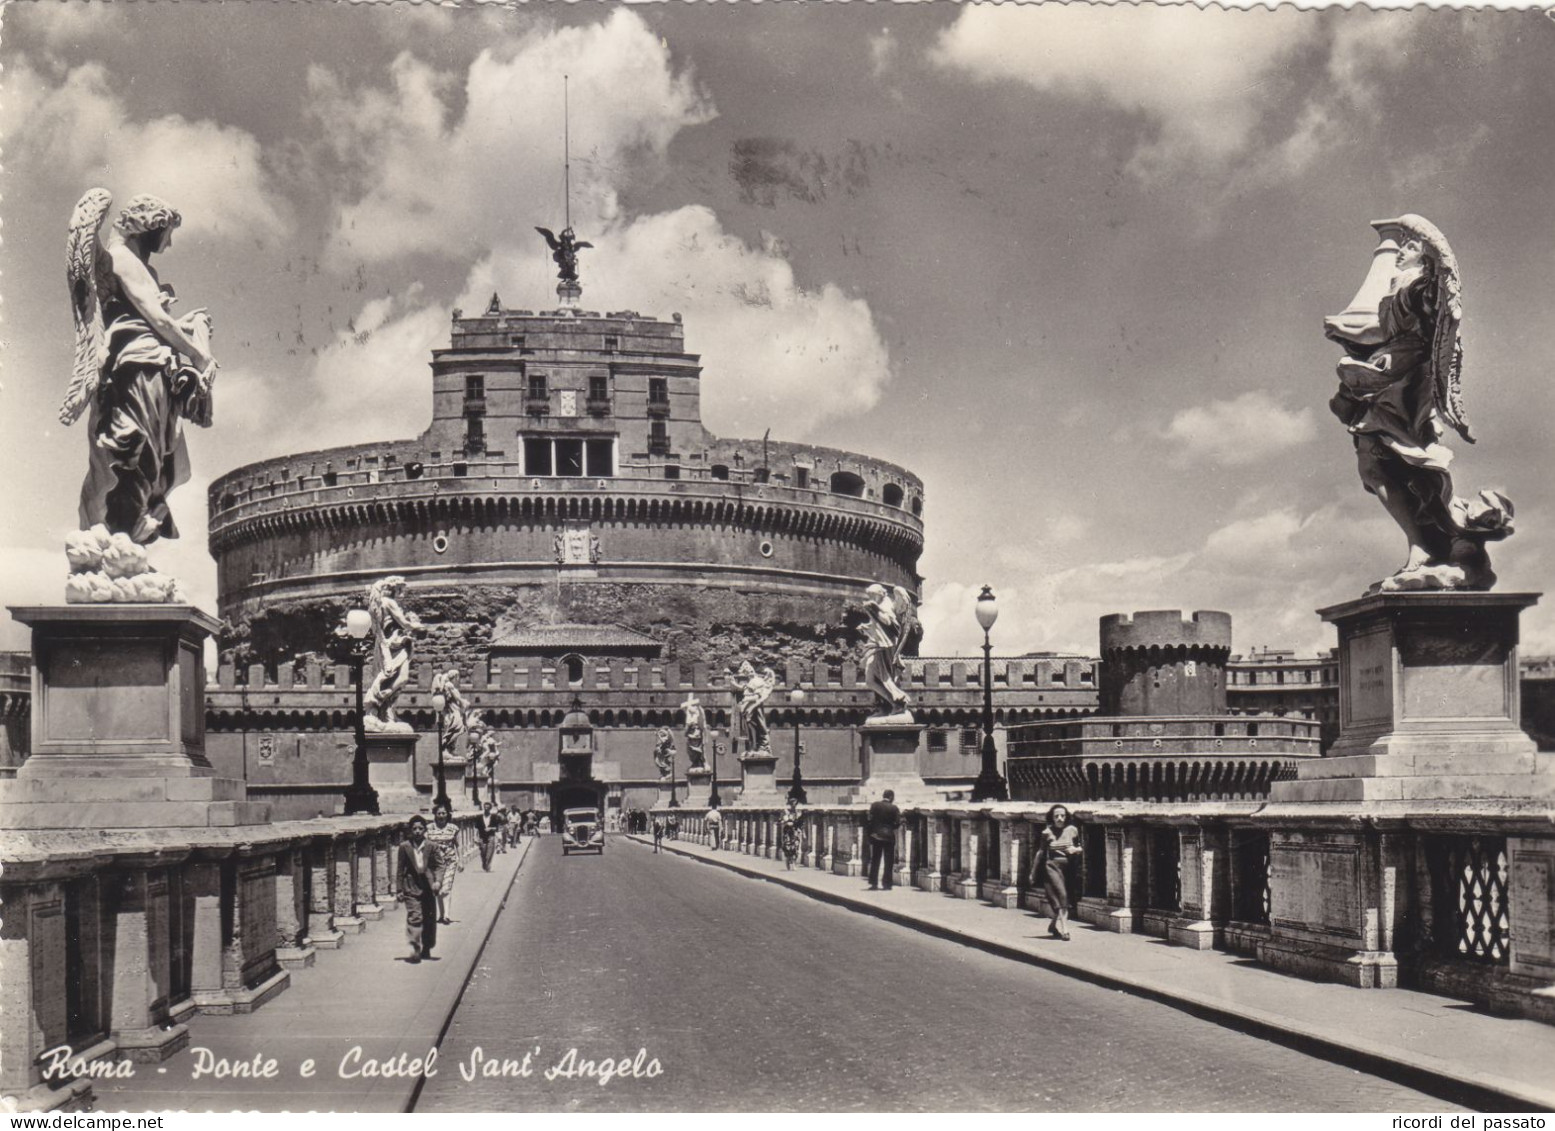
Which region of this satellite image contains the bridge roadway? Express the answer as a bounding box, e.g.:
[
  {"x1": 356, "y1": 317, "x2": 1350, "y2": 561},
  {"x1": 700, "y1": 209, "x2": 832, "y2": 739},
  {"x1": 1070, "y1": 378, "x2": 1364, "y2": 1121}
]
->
[{"x1": 416, "y1": 836, "x2": 1465, "y2": 1113}]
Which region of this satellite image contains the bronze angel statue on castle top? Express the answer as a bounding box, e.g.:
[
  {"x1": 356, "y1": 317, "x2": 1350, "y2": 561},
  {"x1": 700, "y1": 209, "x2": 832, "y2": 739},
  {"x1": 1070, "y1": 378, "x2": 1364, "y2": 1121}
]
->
[
  {"x1": 1324, "y1": 214, "x2": 1513, "y2": 593},
  {"x1": 63, "y1": 188, "x2": 218, "y2": 547},
  {"x1": 535, "y1": 226, "x2": 592, "y2": 285}
]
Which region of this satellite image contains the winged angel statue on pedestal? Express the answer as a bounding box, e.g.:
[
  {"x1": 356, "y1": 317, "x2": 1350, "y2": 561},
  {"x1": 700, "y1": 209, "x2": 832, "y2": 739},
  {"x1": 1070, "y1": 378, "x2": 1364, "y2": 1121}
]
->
[
  {"x1": 858, "y1": 583, "x2": 920, "y2": 724},
  {"x1": 1325, "y1": 215, "x2": 1514, "y2": 593},
  {"x1": 59, "y1": 189, "x2": 219, "y2": 602}
]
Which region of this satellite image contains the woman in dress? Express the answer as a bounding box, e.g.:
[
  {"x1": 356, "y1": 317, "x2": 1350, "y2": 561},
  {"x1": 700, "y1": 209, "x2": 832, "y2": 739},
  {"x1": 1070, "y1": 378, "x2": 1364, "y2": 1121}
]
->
[
  {"x1": 397, "y1": 815, "x2": 437, "y2": 963},
  {"x1": 1032, "y1": 804, "x2": 1082, "y2": 940},
  {"x1": 779, "y1": 798, "x2": 805, "y2": 871},
  {"x1": 425, "y1": 803, "x2": 461, "y2": 925}
]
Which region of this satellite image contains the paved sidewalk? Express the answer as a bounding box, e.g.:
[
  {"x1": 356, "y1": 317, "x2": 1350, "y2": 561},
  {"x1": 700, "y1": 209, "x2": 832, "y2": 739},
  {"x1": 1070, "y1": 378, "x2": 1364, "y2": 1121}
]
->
[
  {"x1": 92, "y1": 837, "x2": 533, "y2": 1113},
  {"x1": 631, "y1": 834, "x2": 1555, "y2": 1112}
]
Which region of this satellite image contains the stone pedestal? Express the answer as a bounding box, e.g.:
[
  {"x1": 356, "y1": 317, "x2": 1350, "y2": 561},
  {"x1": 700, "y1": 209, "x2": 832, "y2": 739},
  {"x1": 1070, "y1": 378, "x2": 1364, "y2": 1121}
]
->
[
  {"x1": 844, "y1": 723, "x2": 937, "y2": 804},
  {"x1": 366, "y1": 731, "x2": 424, "y2": 813},
  {"x1": 683, "y1": 766, "x2": 713, "y2": 808},
  {"x1": 736, "y1": 752, "x2": 784, "y2": 806},
  {"x1": 0, "y1": 606, "x2": 267, "y2": 828},
  {"x1": 1273, "y1": 592, "x2": 1551, "y2": 803},
  {"x1": 655, "y1": 779, "x2": 680, "y2": 809}
]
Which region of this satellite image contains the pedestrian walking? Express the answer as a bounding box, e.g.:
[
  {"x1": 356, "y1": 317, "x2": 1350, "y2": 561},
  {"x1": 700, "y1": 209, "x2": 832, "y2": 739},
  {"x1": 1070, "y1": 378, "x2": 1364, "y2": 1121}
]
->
[
  {"x1": 667, "y1": 813, "x2": 679, "y2": 841},
  {"x1": 398, "y1": 815, "x2": 438, "y2": 963},
  {"x1": 779, "y1": 797, "x2": 805, "y2": 871},
  {"x1": 477, "y1": 800, "x2": 500, "y2": 871},
  {"x1": 1032, "y1": 804, "x2": 1082, "y2": 940},
  {"x1": 705, "y1": 804, "x2": 723, "y2": 850},
  {"x1": 425, "y1": 803, "x2": 460, "y2": 924},
  {"x1": 865, "y1": 788, "x2": 901, "y2": 890},
  {"x1": 653, "y1": 818, "x2": 665, "y2": 853},
  {"x1": 493, "y1": 805, "x2": 508, "y2": 855}
]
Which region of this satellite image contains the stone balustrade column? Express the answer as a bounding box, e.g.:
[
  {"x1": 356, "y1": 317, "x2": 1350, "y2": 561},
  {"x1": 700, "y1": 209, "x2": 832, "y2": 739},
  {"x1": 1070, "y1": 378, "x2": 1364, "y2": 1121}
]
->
[
  {"x1": 821, "y1": 816, "x2": 836, "y2": 872},
  {"x1": 107, "y1": 865, "x2": 189, "y2": 1061},
  {"x1": 220, "y1": 852, "x2": 286, "y2": 1014},
  {"x1": 894, "y1": 820, "x2": 915, "y2": 888},
  {"x1": 1169, "y1": 824, "x2": 1227, "y2": 950},
  {"x1": 956, "y1": 818, "x2": 981, "y2": 898},
  {"x1": 919, "y1": 816, "x2": 945, "y2": 892},
  {"x1": 332, "y1": 835, "x2": 364, "y2": 935},
  {"x1": 849, "y1": 817, "x2": 865, "y2": 877},
  {"x1": 307, "y1": 838, "x2": 343, "y2": 949},
  {"x1": 188, "y1": 853, "x2": 228, "y2": 1012},
  {"x1": 355, "y1": 837, "x2": 382, "y2": 921},
  {"x1": 274, "y1": 845, "x2": 315, "y2": 969},
  {"x1": 374, "y1": 835, "x2": 395, "y2": 908},
  {"x1": 0, "y1": 882, "x2": 83, "y2": 1104}
]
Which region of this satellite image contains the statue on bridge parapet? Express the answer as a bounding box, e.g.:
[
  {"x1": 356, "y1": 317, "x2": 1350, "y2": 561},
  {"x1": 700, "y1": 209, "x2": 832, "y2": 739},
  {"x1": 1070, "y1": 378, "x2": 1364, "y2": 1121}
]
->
[
  {"x1": 430, "y1": 668, "x2": 467, "y2": 761},
  {"x1": 727, "y1": 660, "x2": 777, "y2": 756},
  {"x1": 1324, "y1": 214, "x2": 1514, "y2": 594},
  {"x1": 364, "y1": 576, "x2": 423, "y2": 732},
  {"x1": 858, "y1": 582, "x2": 919, "y2": 724},
  {"x1": 60, "y1": 189, "x2": 220, "y2": 600},
  {"x1": 681, "y1": 693, "x2": 707, "y2": 769},
  {"x1": 653, "y1": 727, "x2": 676, "y2": 780}
]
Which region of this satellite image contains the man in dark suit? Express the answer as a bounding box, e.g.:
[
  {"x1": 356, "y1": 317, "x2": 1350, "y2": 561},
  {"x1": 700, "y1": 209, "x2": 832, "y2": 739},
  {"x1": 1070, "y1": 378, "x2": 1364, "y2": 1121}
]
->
[
  {"x1": 477, "y1": 801, "x2": 499, "y2": 871},
  {"x1": 398, "y1": 815, "x2": 438, "y2": 962},
  {"x1": 866, "y1": 788, "x2": 901, "y2": 891}
]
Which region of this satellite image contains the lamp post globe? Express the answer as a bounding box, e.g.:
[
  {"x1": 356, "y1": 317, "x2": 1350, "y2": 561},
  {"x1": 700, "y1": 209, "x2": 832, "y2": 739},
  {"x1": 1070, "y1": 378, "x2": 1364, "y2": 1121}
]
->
[
  {"x1": 787, "y1": 685, "x2": 808, "y2": 804},
  {"x1": 341, "y1": 608, "x2": 380, "y2": 816},
  {"x1": 971, "y1": 584, "x2": 1008, "y2": 802}
]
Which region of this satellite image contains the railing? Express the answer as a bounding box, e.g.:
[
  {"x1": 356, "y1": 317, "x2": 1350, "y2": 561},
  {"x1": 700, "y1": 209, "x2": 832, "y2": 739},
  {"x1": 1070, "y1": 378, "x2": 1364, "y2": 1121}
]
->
[{"x1": 645, "y1": 798, "x2": 1555, "y2": 1024}]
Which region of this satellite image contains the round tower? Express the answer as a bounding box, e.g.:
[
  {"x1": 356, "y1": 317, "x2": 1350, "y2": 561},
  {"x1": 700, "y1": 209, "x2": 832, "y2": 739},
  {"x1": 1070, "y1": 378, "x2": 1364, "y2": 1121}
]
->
[{"x1": 1098, "y1": 610, "x2": 1232, "y2": 717}]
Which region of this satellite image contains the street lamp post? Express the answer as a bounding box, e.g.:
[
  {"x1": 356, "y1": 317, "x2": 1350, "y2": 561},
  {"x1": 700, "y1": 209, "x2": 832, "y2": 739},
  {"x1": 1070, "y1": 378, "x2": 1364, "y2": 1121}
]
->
[
  {"x1": 341, "y1": 608, "x2": 380, "y2": 816},
  {"x1": 971, "y1": 584, "x2": 1008, "y2": 802},
  {"x1": 431, "y1": 688, "x2": 451, "y2": 812},
  {"x1": 787, "y1": 685, "x2": 808, "y2": 804}
]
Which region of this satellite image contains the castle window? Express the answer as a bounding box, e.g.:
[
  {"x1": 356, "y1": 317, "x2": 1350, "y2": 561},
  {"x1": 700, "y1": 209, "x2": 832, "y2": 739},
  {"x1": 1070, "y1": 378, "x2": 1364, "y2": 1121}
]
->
[
  {"x1": 649, "y1": 420, "x2": 670, "y2": 456},
  {"x1": 589, "y1": 375, "x2": 609, "y2": 403},
  {"x1": 555, "y1": 439, "x2": 585, "y2": 477},
  {"x1": 465, "y1": 374, "x2": 484, "y2": 399},
  {"x1": 648, "y1": 377, "x2": 669, "y2": 405},
  {"x1": 960, "y1": 728, "x2": 980, "y2": 753},
  {"x1": 753, "y1": 467, "x2": 770, "y2": 484},
  {"x1": 523, "y1": 438, "x2": 553, "y2": 476},
  {"x1": 563, "y1": 655, "x2": 584, "y2": 685},
  {"x1": 452, "y1": 462, "x2": 468, "y2": 477},
  {"x1": 795, "y1": 467, "x2": 809, "y2": 489},
  {"x1": 663, "y1": 465, "x2": 681, "y2": 480},
  {"x1": 604, "y1": 335, "x2": 619, "y2": 351},
  {"x1": 710, "y1": 464, "x2": 729, "y2": 480},
  {"x1": 830, "y1": 471, "x2": 865, "y2": 497},
  {"x1": 882, "y1": 483, "x2": 904, "y2": 508},
  {"x1": 404, "y1": 461, "x2": 424, "y2": 481},
  {"x1": 528, "y1": 373, "x2": 548, "y2": 399},
  {"x1": 511, "y1": 335, "x2": 526, "y2": 350},
  {"x1": 927, "y1": 730, "x2": 948, "y2": 753},
  {"x1": 911, "y1": 495, "x2": 922, "y2": 517},
  {"x1": 586, "y1": 439, "x2": 614, "y2": 477},
  {"x1": 465, "y1": 416, "x2": 485, "y2": 453}
]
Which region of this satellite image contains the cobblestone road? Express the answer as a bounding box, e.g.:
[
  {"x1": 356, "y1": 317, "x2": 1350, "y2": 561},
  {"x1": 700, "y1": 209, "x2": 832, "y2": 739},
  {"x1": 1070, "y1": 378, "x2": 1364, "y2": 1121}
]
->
[{"x1": 416, "y1": 836, "x2": 1468, "y2": 1112}]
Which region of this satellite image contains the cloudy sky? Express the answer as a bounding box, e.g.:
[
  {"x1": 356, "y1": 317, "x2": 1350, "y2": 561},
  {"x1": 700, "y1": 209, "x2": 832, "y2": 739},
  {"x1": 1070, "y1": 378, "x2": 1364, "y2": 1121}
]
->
[{"x1": 3, "y1": 3, "x2": 1553, "y2": 659}]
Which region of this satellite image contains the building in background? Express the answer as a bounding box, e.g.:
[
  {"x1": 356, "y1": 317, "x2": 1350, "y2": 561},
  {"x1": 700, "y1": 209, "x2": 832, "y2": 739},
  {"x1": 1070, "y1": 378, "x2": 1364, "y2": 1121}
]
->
[{"x1": 1227, "y1": 647, "x2": 1340, "y2": 752}]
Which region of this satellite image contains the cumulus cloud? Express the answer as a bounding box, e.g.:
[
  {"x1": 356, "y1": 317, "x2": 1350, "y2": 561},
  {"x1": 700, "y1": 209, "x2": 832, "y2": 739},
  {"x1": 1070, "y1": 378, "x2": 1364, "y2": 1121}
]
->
[
  {"x1": 311, "y1": 9, "x2": 715, "y2": 265},
  {"x1": 1, "y1": 58, "x2": 290, "y2": 241},
  {"x1": 870, "y1": 29, "x2": 898, "y2": 79},
  {"x1": 930, "y1": 6, "x2": 1318, "y2": 177},
  {"x1": 1160, "y1": 391, "x2": 1316, "y2": 467},
  {"x1": 301, "y1": 11, "x2": 892, "y2": 439}
]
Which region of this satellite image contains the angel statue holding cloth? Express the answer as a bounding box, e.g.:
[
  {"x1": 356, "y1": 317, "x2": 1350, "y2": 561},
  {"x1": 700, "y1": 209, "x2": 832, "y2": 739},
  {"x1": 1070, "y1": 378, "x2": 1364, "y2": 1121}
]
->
[
  {"x1": 63, "y1": 189, "x2": 218, "y2": 548},
  {"x1": 1324, "y1": 215, "x2": 1514, "y2": 594}
]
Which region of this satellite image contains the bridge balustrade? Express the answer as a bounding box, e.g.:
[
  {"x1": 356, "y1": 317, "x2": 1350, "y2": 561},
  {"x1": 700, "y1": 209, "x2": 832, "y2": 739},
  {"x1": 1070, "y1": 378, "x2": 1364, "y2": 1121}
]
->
[{"x1": 650, "y1": 799, "x2": 1555, "y2": 1025}]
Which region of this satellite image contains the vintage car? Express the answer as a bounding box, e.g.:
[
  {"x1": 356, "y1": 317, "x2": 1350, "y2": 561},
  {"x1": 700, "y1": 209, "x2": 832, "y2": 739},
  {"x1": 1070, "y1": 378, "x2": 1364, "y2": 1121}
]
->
[{"x1": 561, "y1": 807, "x2": 605, "y2": 855}]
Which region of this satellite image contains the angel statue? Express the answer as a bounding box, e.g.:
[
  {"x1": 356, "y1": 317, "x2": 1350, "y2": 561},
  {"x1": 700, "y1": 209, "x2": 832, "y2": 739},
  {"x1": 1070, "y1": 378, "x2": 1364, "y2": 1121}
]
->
[
  {"x1": 858, "y1": 583, "x2": 919, "y2": 722},
  {"x1": 63, "y1": 189, "x2": 218, "y2": 547},
  {"x1": 653, "y1": 727, "x2": 676, "y2": 780},
  {"x1": 363, "y1": 576, "x2": 423, "y2": 732},
  {"x1": 1325, "y1": 215, "x2": 1514, "y2": 593},
  {"x1": 726, "y1": 660, "x2": 777, "y2": 756},
  {"x1": 681, "y1": 692, "x2": 707, "y2": 769},
  {"x1": 430, "y1": 668, "x2": 468, "y2": 761},
  {"x1": 535, "y1": 226, "x2": 593, "y2": 285}
]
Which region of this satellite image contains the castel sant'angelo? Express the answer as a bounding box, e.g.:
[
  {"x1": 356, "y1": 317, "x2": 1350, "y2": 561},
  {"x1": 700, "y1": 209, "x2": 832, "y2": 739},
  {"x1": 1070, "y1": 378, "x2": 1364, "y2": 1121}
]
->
[{"x1": 209, "y1": 251, "x2": 924, "y2": 676}]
